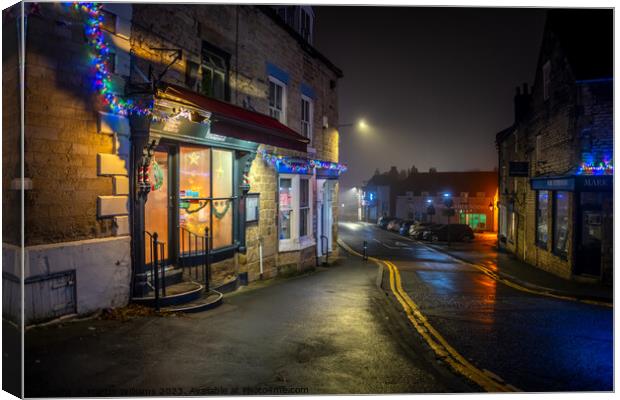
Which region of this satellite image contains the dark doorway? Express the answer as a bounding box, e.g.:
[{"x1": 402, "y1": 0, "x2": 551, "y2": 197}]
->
[{"x1": 575, "y1": 192, "x2": 603, "y2": 276}]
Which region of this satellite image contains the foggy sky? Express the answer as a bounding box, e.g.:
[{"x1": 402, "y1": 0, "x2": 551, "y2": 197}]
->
[{"x1": 313, "y1": 6, "x2": 546, "y2": 189}]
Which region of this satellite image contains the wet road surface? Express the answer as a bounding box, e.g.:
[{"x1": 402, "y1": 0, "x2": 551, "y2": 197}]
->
[
  {"x1": 339, "y1": 221, "x2": 613, "y2": 392},
  {"x1": 25, "y1": 251, "x2": 468, "y2": 396}
]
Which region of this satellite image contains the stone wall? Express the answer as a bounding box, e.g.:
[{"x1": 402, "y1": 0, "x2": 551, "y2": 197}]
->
[
  {"x1": 23, "y1": 4, "x2": 132, "y2": 246},
  {"x1": 2, "y1": 5, "x2": 22, "y2": 246},
  {"x1": 131, "y1": 5, "x2": 341, "y2": 279},
  {"x1": 498, "y1": 24, "x2": 613, "y2": 283}
]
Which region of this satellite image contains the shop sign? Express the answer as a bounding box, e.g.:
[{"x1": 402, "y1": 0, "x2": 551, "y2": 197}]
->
[
  {"x1": 531, "y1": 175, "x2": 613, "y2": 192},
  {"x1": 509, "y1": 161, "x2": 529, "y2": 177},
  {"x1": 576, "y1": 175, "x2": 613, "y2": 192},
  {"x1": 531, "y1": 177, "x2": 575, "y2": 191}
]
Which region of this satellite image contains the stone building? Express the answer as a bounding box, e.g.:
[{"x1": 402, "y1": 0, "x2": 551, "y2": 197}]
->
[
  {"x1": 2, "y1": 3, "x2": 343, "y2": 322},
  {"x1": 496, "y1": 9, "x2": 612, "y2": 284},
  {"x1": 363, "y1": 169, "x2": 498, "y2": 231}
]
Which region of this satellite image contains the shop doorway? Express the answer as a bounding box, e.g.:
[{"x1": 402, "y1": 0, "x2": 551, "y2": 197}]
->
[
  {"x1": 317, "y1": 179, "x2": 334, "y2": 259},
  {"x1": 144, "y1": 143, "x2": 235, "y2": 267},
  {"x1": 576, "y1": 193, "x2": 603, "y2": 276}
]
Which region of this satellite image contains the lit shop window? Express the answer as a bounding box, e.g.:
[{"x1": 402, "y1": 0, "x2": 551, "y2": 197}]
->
[
  {"x1": 536, "y1": 190, "x2": 549, "y2": 247},
  {"x1": 269, "y1": 77, "x2": 286, "y2": 123},
  {"x1": 179, "y1": 146, "x2": 233, "y2": 252},
  {"x1": 299, "y1": 177, "x2": 310, "y2": 237},
  {"x1": 278, "y1": 174, "x2": 313, "y2": 250},
  {"x1": 279, "y1": 178, "x2": 293, "y2": 240},
  {"x1": 553, "y1": 192, "x2": 569, "y2": 256}
]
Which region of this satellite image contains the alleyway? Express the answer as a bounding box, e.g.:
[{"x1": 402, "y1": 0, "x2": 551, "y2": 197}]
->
[{"x1": 25, "y1": 251, "x2": 467, "y2": 396}]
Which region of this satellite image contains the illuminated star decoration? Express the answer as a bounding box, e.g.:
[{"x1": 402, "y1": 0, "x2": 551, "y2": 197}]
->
[{"x1": 187, "y1": 151, "x2": 200, "y2": 166}]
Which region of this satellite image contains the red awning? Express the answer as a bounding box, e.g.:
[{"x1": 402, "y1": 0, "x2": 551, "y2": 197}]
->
[{"x1": 158, "y1": 84, "x2": 309, "y2": 152}]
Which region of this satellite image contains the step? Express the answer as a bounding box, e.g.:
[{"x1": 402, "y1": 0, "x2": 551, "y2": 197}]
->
[
  {"x1": 132, "y1": 281, "x2": 203, "y2": 307},
  {"x1": 162, "y1": 290, "x2": 223, "y2": 313},
  {"x1": 146, "y1": 267, "x2": 183, "y2": 287}
]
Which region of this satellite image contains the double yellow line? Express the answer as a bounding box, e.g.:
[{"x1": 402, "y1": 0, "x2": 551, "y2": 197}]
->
[
  {"x1": 421, "y1": 244, "x2": 613, "y2": 308},
  {"x1": 338, "y1": 239, "x2": 517, "y2": 392}
]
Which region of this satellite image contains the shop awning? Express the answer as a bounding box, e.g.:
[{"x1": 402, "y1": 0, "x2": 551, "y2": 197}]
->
[{"x1": 158, "y1": 84, "x2": 309, "y2": 152}]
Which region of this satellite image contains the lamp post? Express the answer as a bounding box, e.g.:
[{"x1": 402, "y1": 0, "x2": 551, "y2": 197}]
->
[
  {"x1": 443, "y1": 193, "x2": 455, "y2": 246},
  {"x1": 337, "y1": 119, "x2": 370, "y2": 132}
]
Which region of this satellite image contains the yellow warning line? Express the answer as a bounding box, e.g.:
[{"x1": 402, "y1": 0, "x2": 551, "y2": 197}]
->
[
  {"x1": 369, "y1": 226, "x2": 611, "y2": 308},
  {"x1": 338, "y1": 238, "x2": 517, "y2": 392},
  {"x1": 419, "y1": 243, "x2": 613, "y2": 308}
]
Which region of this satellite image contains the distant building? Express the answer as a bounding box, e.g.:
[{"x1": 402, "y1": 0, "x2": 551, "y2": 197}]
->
[
  {"x1": 496, "y1": 9, "x2": 612, "y2": 283},
  {"x1": 363, "y1": 169, "x2": 498, "y2": 231}
]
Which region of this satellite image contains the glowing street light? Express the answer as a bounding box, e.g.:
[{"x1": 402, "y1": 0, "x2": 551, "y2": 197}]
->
[{"x1": 338, "y1": 118, "x2": 370, "y2": 133}]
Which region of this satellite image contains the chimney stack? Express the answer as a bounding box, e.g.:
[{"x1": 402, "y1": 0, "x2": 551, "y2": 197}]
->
[{"x1": 514, "y1": 82, "x2": 531, "y2": 124}]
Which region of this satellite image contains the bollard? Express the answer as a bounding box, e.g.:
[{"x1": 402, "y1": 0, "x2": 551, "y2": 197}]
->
[{"x1": 363, "y1": 240, "x2": 368, "y2": 261}]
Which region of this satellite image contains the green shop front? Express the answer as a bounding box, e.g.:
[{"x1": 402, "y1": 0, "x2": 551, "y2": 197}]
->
[{"x1": 130, "y1": 84, "x2": 310, "y2": 303}]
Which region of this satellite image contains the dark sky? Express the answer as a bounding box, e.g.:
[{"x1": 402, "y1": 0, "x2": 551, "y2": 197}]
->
[{"x1": 313, "y1": 6, "x2": 547, "y2": 189}]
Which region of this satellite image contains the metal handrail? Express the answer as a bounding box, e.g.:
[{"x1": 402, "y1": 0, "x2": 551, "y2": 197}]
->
[
  {"x1": 179, "y1": 226, "x2": 211, "y2": 290},
  {"x1": 144, "y1": 230, "x2": 167, "y2": 310}
]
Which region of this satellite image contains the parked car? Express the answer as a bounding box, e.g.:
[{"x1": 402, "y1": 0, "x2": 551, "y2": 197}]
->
[
  {"x1": 377, "y1": 216, "x2": 394, "y2": 229},
  {"x1": 421, "y1": 224, "x2": 445, "y2": 241},
  {"x1": 387, "y1": 219, "x2": 403, "y2": 232},
  {"x1": 399, "y1": 220, "x2": 415, "y2": 235},
  {"x1": 429, "y1": 224, "x2": 475, "y2": 242},
  {"x1": 409, "y1": 222, "x2": 436, "y2": 239}
]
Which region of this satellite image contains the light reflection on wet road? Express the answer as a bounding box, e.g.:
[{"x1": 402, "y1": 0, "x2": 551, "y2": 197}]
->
[{"x1": 339, "y1": 222, "x2": 613, "y2": 392}]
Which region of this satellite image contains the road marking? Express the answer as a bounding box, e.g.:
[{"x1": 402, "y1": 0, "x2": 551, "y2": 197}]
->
[
  {"x1": 337, "y1": 238, "x2": 518, "y2": 392},
  {"x1": 358, "y1": 223, "x2": 612, "y2": 309},
  {"x1": 418, "y1": 242, "x2": 613, "y2": 308},
  {"x1": 372, "y1": 238, "x2": 410, "y2": 250}
]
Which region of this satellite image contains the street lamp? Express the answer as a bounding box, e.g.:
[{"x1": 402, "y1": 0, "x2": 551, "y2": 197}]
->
[{"x1": 337, "y1": 119, "x2": 370, "y2": 132}]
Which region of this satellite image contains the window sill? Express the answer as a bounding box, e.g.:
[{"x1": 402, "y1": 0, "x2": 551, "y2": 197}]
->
[{"x1": 278, "y1": 237, "x2": 316, "y2": 253}]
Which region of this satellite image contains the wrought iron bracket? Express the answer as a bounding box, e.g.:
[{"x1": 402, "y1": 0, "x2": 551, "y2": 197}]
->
[{"x1": 149, "y1": 47, "x2": 183, "y2": 87}]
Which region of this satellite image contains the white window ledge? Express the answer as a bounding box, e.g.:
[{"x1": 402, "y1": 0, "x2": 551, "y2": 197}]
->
[{"x1": 279, "y1": 236, "x2": 316, "y2": 253}]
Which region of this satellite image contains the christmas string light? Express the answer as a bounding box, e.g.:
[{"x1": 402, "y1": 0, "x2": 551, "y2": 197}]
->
[
  {"x1": 577, "y1": 161, "x2": 613, "y2": 175},
  {"x1": 71, "y1": 2, "x2": 153, "y2": 116},
  {"x1": 259, "y1": 149, "x2": 347, "y2": 175}
]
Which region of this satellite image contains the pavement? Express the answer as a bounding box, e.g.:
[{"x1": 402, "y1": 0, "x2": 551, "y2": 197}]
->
[
  {"x1": 24, "y1": 250, "x2": 471, "y2": 397},
  {"x1": 424, "y1": 232, "x2": 613, "y2": 304},
  {"x1": 338, "y1": 221, "x2": 613, "y2": 392}
]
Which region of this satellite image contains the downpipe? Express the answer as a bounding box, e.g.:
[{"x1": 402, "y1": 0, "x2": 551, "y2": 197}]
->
[{"x1": 259, "y1": 237, "x2": 264, "y2": 280}]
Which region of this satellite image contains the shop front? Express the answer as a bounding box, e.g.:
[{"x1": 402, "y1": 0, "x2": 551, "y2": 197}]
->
[
  {"x1": 530, "y1": 174, "x2": 613, "y2": 281},
  {"x1": 130, "y1": 84, "x2": 310, "y2": 301}
]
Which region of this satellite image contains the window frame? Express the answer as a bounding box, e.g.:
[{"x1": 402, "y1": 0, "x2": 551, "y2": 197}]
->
[
  {"x1": 178, "y1": 146, "x2": 236, "y2": 252},
  {"x1": 299, "y1": 6, "x2": 313, "y2": 43},
  {"x1": 268, "y1": 76, "x2": 287, "y2": 124},
  {"x1": 201, "y1": 42, "x2": 230, "y2": 101},
  {"x1": 301, "y1": 95, "x2": 313, "y2": 145},
  {"x1": 536, "y1": 190, "x2": 549, "y2": 248},
  {"x1": 278, "y1": 173, "x2": 314, "y2": 252},
  {"x1": 552, "y1": 191, "x2": 569, "y2": 258}
]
